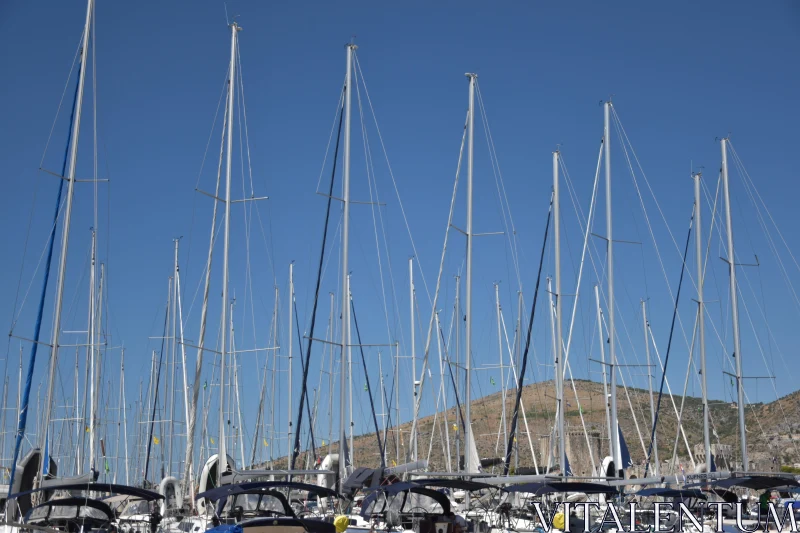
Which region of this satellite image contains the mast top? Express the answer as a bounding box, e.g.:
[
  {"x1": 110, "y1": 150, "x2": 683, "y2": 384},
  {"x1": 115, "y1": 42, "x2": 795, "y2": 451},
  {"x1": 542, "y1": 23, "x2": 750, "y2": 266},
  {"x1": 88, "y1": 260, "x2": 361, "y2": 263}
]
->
[
  {"x1": 230, "y1": 21, "x2": 242, "y2": 32},
  {"x1": 465, "y1": 72, "x2": 478, "y2": 79}
]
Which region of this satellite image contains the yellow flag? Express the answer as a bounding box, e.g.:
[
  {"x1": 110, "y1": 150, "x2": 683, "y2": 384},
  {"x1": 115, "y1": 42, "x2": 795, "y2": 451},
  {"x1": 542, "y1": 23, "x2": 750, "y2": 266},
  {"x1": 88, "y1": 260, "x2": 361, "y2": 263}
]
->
[
  {"x1": 85, "y1": 426, "x2": 90, "y2": 433},
  {"x1": 210, "y1": 437, "x2": 215, "y2": 445},
  {"x1": 391, "y1": 459, "x2": 397, "y2": 467},
  {"x1": 322, "y1": 440, "x2": 326, "y2": 446},
  {"x1": 452, "y1": 424, "x2": 458, "y2": 431},
  {"x1": 153, "y1": 436, "x2": 160, "y2": 445},
  {"x1": 263, "y1": 438, "x2": 268, "y2": 447}
]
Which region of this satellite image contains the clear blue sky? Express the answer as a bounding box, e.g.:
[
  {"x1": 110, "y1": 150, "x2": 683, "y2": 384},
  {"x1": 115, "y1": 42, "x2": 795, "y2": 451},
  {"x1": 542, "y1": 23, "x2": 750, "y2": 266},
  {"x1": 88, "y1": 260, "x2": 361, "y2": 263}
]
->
[{"x1": 0, "y1": 0, "x2": 798, "y2": 471}]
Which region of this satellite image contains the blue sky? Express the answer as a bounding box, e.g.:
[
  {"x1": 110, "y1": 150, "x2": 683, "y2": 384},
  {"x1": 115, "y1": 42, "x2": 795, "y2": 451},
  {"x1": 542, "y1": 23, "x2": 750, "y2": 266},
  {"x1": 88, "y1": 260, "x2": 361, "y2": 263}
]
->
[{"x1": 0, "y1": 0, "x2": 798, "y2": 474}]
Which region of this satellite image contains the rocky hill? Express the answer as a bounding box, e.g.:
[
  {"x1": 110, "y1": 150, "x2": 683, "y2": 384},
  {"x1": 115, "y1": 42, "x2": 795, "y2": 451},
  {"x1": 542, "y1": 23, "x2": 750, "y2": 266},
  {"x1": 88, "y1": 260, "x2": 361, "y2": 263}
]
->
[{"x1": 280, "y1": 379, "x2": 800, "y2": 475}]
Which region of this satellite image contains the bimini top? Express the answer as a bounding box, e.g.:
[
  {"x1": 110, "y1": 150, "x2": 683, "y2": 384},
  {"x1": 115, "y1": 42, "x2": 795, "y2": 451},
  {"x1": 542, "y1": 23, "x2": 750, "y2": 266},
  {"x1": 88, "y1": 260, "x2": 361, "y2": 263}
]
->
[
  {"x1": 506, "y1": 481, "x2": 616, "y2": 495},
  {"x1": 686, "y1": 476, "x2": 799, "y2": 491},
  {"x1": 636, "y1": 488, "x2": 707, "y2": 500},
  {"x1": 196, "y1": 481, "x2": 339, "y2": 502},
  {"x1": 411, "y1": 478, "x2": 502, "y2": 492},
  {"x1": 10, "y1": 483, "x2": 163, "y2": 502},
  {"x1": 25, "y1": 497, "x2": 115, "y2": 522},
  {"x1": 367, "y1": 481, "x2": 417, "y2": 495},
  {"x1": 359, "y1": 484, "x2": 452, "y2": 519}
]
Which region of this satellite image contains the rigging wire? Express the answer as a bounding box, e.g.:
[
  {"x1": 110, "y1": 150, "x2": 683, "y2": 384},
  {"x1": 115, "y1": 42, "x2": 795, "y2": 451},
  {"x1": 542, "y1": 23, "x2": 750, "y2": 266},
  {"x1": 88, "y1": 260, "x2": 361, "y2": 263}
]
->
[
  {"x1": 289, "y1": 91, "x2": 344, "y2": 472},
  {"x1": 644, "y1": 208, "x2": 694, "y2": 478},
  {"x1": 350, "y1": 297, "x2": 385, "y2": 467},
  {"x1": 353, "y1": 54, "x2": 433, "y2": 304},
  {"x1": 503, "y1": 192, "x2": 553, "y2": 475}
]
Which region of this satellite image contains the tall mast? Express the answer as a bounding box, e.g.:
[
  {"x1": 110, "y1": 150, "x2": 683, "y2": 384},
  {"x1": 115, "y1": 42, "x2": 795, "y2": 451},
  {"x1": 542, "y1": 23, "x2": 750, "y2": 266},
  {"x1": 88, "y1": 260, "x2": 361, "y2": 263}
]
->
[
  {"x1": 74, "y1": 349, "x2": 81, "y2": 475},
  {"x1": 553, "y1": 150, "x2": 567, "y2": 477},
  {"x1": 464, "y1": 72, "x2": 476, "y2": 474},
  {"x1": 642, "y1": 300, "x2": 658, "y2": 475},
  {"x1": 347, "y1": 275, "x2": 354, "y2": 464},
  {"x1": 217, "y1": 21, "x2": 240, "y2": 482},
  {"x1": 454, "y1": 275, "x2": 460, "y2": 470},
  {"x1": 515, "y1": 291, "x2": 522, "y2": 471},
  {"x1": 231, "y1": 300, "x2": 246, "y2": 467},
  {"x1": 410, "y1": 257, "x2": 418, "y2": 461},
  {"x1": 174, "y1": 240, "x2": 192, "y2": 491},
  {"x1": 595, "y1": 285, "x2": 612, "y2": 451},
  {"x1": 693, "y1": 172, "x2": 712, "y2": 471},
  {"x1": 269, "y1": 289, "x2": 279, "y2": 460},
  {"x1": 379, "y1": 352, "x2": 387, "y2": 462},
  {"x1": 39, "y1": 0, "x2": 94, "y2": 484},
  {"x1": 604, "y1": 101, "x2": 619, "y2": 475},
  {"x1": 546, "y1": 278, "x2": 559, "y2": 473},
  {"x1": 186, "y1": 32, "x2": 231, "y2": 500},
  {"x1": 167, "y1": 240, "x2": 179, "y2": 476},
  {"x1": 94, "y1": 262, "x2": 104, "y2": 475},
  {"x1": 495, "y1": 284, "x2": 507, "y2": 452},
  {"x1": 338, "y1": 43, "x2": 355, "y2": 491},
  {"x1": 721, "y1": 139, "x2": 747, "y2": 471},
  {"x1": 435, "y1": 312, "x2": 452, "y2": 472},
  {"x1": 88, "y1": 230, "x2": 97, "y2": 472},
  {"x1": 121, "y1": 349, "x2": 129, "y2": 485},
  {"x1": 287, "y1": 262, "x2": 294, "y2": 469},
  {"x1": 328, "y1": 292, "x2": 335, "y2": 457},
  {"x1": 395, "y1": 343, "x2": 400, "y2": 464}
]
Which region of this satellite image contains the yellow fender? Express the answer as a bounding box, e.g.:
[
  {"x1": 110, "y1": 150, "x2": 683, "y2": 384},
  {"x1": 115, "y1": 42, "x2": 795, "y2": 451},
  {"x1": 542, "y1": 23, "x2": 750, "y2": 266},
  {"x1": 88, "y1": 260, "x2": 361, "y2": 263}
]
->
[{"x1": 334, "y1": 515, "x2": 350, "y2": 533}]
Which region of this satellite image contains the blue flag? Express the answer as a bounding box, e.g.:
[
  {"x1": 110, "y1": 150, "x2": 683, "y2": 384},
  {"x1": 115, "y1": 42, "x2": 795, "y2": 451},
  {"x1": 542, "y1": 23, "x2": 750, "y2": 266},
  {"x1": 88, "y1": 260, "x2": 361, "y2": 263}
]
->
[
  {"x1": 618, "y1": 425, "x2": 632, "y2": 469},
  {"x1": 564, "y1": 454, "x2": 573, "y2": 476}
]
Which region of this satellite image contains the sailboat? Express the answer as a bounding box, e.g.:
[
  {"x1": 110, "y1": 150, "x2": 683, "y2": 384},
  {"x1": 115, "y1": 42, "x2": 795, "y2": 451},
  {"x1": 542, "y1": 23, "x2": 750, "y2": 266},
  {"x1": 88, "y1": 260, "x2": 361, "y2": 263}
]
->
[{"x1": 2, "y1": 2, "x2": 167, "y2": 533}]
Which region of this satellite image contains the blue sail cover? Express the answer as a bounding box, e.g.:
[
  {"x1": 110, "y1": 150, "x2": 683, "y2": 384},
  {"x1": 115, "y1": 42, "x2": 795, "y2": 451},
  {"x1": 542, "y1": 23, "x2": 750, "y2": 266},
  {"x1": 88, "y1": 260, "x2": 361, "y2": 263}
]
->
[
  {"x1": 206, "y1": 525, "x2": 242, "y2": 533},
  {"x1": 710, "y1": 453, "x2": 717, "y2": 472},
  {"x1": 564, "y1": 454, "x2": 573, "y2": 476},
  {"x1": 618, "y1": 425, "x2": 632, "y2": 469}
]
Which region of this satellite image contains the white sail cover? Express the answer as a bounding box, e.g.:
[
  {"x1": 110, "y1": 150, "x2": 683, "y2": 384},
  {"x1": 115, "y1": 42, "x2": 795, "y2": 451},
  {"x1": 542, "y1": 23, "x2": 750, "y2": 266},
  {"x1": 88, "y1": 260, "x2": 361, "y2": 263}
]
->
[{"x1": 465, "y1": 423, "x2": 481, "y2": 473}]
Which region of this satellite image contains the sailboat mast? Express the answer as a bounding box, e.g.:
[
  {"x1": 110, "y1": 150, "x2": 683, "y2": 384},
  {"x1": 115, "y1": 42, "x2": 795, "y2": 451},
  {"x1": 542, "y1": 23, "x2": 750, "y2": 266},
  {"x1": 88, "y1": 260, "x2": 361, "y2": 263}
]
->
[
  {"x1": 546, "y1": 278, "x2": 559, "y2": 473},
  {"x1": 721, "y1": 139, "x2": 747, "y2": 472},
  {"x1": 642, "y1": 300, "x2": 659, "y2": 474},
  {"x1": 174, "y1": 240, "x2": 192, "y2": 489},
  {"x1": 328, "y1": 292, "x2": 335, "y2": 457},
  {"x1": 338, "y1": 43, "x2": 355, "y2": 491},
  {"x1": 693, "y1": 172, "x2": 711, "y2": 471},
  {"x1": 167, "y1": 241, "x2": 180, "y2": 476},
  {"x1": 464, "y1": 72, "x2": 476, "y2": 474},
  {"x1": 410, "y1": 258, "x2": 418, "y2": 461},
  {"x1": 604, "y1": 101, "x2": 620, "y2": 475},
  {"x1": 595, "y1": 285, "x2": 612, "y2": 453},
  {"x1": 94, "y1": 262, "x2": 104, "y2": 475},
  {"x1": 231, "y1": 300, "x2": 246, "y2": 467},
  {"x1": 379, "y1": 352, "x2": 387, "y2": 461},
  {"x1": 435, "y1": 311, "x2": 452, "y2": 472},
  {"x1": 88, "y1": 231, "x2": 97, "y2": 472},
  {"x1": 121, "y1": 349, "x2": 130, "y2": 486},
  {"x1": 269, "y1": 289, "x2": 278, "y2": 461},
  {"x1": 39, "y1": 0, "x2": 94, "y2": 484},
  {"x1": 395, "y1": 343, "x2": 400, "y2": 464},
  {"x1": 347, "y1": 275, "x2": 355, "y2": 464},
  {"x1": 454, "y1": 275, "x2": 460, "y2": 470},
  {"x1": 218, "y1": 21, "x2": 240, "y2": 482},
  {"x1": 287, "y1": 262, "x2": 294, "y2": 468},
  {"x1": 553, "y1": 150, "x2": 567, "y2": 477},
  {"x1": 495, "y1": 284, "x2": 507, "y2": 451},
  {"x1": 515, "y1": 291, "x2": 522, "y2": 471}
]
